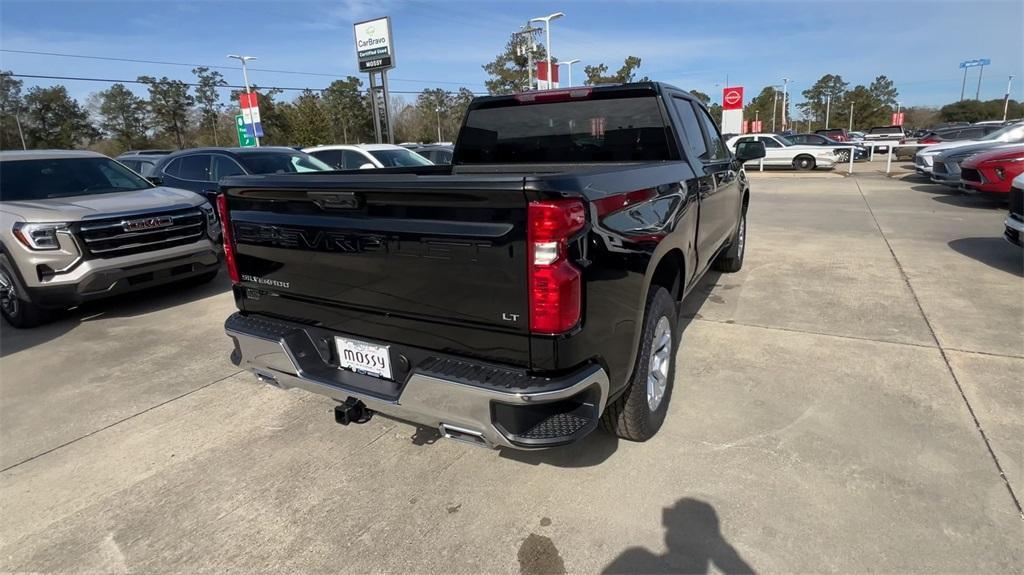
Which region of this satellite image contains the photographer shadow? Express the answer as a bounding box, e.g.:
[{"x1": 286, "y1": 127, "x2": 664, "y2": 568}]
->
[{"x1": 603, "y1": 498, "x2": 755, "y2": 575}]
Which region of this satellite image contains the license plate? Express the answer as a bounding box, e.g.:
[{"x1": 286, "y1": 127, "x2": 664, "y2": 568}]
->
[{"x1": 336, "y1": 336, "x2": 393, "y2": 380}]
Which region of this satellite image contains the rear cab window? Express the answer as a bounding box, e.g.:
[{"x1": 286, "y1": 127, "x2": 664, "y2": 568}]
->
[{"x1": 457, "y1": 87, "x2": 675, "y2": 164}]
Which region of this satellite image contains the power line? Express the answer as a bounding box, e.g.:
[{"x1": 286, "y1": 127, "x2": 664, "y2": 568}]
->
[
  {"x1": 0, "y1": 49, "x2": 484, "y2": 87},
  {"x1": 5, "y1": 73, "x2": 487, "y2": 95}
]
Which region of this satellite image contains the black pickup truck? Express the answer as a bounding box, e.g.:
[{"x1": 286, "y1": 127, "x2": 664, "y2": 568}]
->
[{"x1": 220, "y1": 82, "x2": 766, "y2": 449}]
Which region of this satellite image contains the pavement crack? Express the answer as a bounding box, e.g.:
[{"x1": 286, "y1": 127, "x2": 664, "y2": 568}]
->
[
  {"x1": 0, "y1": 369, "x2": 243, "y2": 474},
  {"x1": 852, "y1": 178, "x2": 1023, "y2": 519}
]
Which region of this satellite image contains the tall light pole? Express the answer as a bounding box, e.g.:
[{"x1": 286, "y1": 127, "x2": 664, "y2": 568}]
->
[
  {"x1": 227, "y1": 54, "x2": 260, "y2": 147},
  {"x1": 435, "y1": 106, "x2": 442, "y2": 142},
  {"x1": 848, "y1": 102, "x2": 854, "y2": 131},
  {"x1": 895, "y1": 100, "x2": 901, "y2": 127},
  {"x1": 559, "y1": 59, "x2": 580, "y2": 87},
  {"x1": 825, "y1": 93, "x2": 831, "y2": 129},
  {"x1": 531, "y1": 12, "x2": 564, "y2": 89},
  {"x1": 781, "y1": 77, "x2": 790, "y2": 131},
  {"x1": 1003, "y1": 75, "x2": 1015, "y2": 122},
  {"x1": 771, "y1": 87, "x2": 779, "y2": 132}
]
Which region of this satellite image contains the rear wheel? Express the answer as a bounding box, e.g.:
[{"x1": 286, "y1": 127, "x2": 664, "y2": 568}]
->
[
  {"x1": 713, "y1": 211, "x2": 746, "y2": 273},
  {"x1": 836, "y1": 149, "x2": 851, "y2": 163},
  {"x1": 601, "y1": 287, "x2": 678, "y2": 442},
  {"x1": 793, "y1": 155, "x2": 816, "y2": 170},
  {"x1": 0, "y1": 262, "x2": 50, "y2": 329}
]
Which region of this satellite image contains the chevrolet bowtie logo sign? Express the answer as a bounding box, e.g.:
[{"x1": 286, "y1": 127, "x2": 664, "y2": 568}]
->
[{"x1": 122, "y1": 216, "x2": 174, "y2": 232}]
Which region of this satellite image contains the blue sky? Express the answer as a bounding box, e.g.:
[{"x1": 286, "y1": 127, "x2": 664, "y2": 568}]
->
[{"x1": 1, "y1": 0, "x2": 1022, "y2": 110}]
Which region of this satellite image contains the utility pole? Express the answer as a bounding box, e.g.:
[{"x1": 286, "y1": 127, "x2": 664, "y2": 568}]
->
[
  {"x1": 227, "y1": 54, "x2": 260, "y2": 147},
  {"x1": 848, "y1": 102, "x2": 854, "y2": 131},
  {"x1": 1004, "y1": 75, "x2": 1015, "y2": 122},
  {"x1": 435, "y1": 106, "x2": 442, "y2": 142},
  {"x1": 14, "y1": 110, "x2": 26, "y2": 150},
  {"x1": 781, "y1": 78, "x2": 789, "y2": 131},
  {"x1": 895, "y1": 100, "x2": 901, "y2": 126},
  {"x1": 513, "y1": 24, "x2": 542, "y2": 91},
  {"x1": 825, "y1": 94, "x2": 831, "y2": 129},
  {"x1": 531, "y1": 12, "x2": 564, "y2": 89}
]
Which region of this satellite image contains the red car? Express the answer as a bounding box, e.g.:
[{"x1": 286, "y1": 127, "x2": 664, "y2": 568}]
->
[{"x1": 960, "y1": 145, "x2": 1024, "y2": 194}]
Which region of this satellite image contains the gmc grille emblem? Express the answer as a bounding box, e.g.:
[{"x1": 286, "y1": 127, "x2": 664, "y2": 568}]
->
[{"x1": 123, "y1": 216, "x2": 174, "y2": 232}]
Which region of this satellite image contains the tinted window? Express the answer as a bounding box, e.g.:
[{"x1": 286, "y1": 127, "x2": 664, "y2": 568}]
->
[
  {"x1": 760, "y1": 137, "x2": 782, "y2": 148},
  {"x1": 137, "y1": 161, "x2": 158, "y2": 176},
  {"x1": 672, "y1": 97, "x2": 706, "y2": 159},
  {"x1": 161, "y1": 157, "x2": 181, "y2": 177},
  {"x1": 120, "y1": 159, "x2": 141, "y2": 172},
  {"x1": 367, "y1": 148, "x2": 434, "y2": 167},
  {"x1": 788, "y1": 135, "x2": 807, "y2": 144},
  {"x1": 696, "y1": 108, "x2": 727, "y2": 160},
  {"x1": 309, "y1": 150, "x2": 346, "y2": 169},
  {"x1": 459, "y1": 94, "x2": 672, "y2": 163},
  {"x1": 237, "y1": 151, "x2": 332, "y2": 174},
  {"x1": 178, "y1": 154, "x2": 212, "y2": 181},
  {"x1": 342, "y1": 150, "x2": 370, "y2": 169},
  {"x1": 212, "y1": 155, "x2": 246, "y2": 180},
  {"x1": 0, "y1": 157, "x2": 151, "y2": 201}
]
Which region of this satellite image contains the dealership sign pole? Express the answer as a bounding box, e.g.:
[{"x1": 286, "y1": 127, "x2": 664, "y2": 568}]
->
[
  {"x1": 354, "y1": 17, "x2": 396, "y2": 144},
  {"x1": 959, "y1": 59, "x2": 990, "y2": 101}
]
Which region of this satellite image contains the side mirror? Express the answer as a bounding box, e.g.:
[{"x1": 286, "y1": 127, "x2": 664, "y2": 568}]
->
[
  {"x1": 147, "y1": 176, "x2": 164, "y2": 186},
  {"x1": 734, "y1": 141, "x2": 767, "y2": 162},
  {"x1": 358, "y1": 163, "x2": 376, "y2": 170}
]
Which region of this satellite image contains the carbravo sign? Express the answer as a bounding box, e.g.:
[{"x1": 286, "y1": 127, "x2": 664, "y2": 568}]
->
[{"x1": 354, "y1": 17, "x2": 394, "y2": 72}]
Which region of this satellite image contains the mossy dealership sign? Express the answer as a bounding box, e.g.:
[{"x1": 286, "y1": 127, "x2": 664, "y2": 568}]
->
[{"x1": 354, "y1": 17, "x2": 394, "y2": 72}]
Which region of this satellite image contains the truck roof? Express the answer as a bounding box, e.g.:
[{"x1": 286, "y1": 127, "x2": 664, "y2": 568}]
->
[
  {"x1": 0, "y1": 149, "x2": 107, "y2": 162},
  {"x1": 469, "y1": 81, "x2": 686, "y2": 108}
]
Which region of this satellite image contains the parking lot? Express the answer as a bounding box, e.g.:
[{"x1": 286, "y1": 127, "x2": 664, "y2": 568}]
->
[{"x1": 1, "y1": 168, "x2": 1021, "y2": 573}]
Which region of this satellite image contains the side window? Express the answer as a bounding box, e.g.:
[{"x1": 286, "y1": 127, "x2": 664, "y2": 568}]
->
[
  {"x1": 341, "y1": 150, "x2": 369, "y2": 169},
  {"x1": 696, "y1": 107, "x2": 727, "y2": 160},
  {"x1": 162, "y1": 157, "x2": 181, "y2": 177},
  {"x1": 311, "y1": 150, "x2": 345, "y2": 169},
  {"x1": 959, "y1": 128, "x2": 983, "y2": 139},
  {"x1": 212, "y1": 155, "x2": 246, "y2": 180},
  {"x1": 671, "y1": 97, "x2": 707, "y2": 159},
  {"x1": 178, "y1": 154, "x2": 212, "y2": 181},
  {"x1": 788, "y1": 135, "x2": 805, "y2": 144},
  {"x1": 760, "y1": 137, "x2": 782, "y2": 148},
  {"x1": 138, "y1": 161, "x2": 157, "y2": 177},
  {"x1": 120, "y1": 160, "x2": 141, "y2": 172},
  {"x1": 809, "y1": 135, "x2": 826, "y2": 144}
]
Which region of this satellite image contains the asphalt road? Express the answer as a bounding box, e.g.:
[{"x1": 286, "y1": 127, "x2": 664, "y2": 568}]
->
[{"x1": 1, "y1": 170, "x2": 1021, "y2": 573}]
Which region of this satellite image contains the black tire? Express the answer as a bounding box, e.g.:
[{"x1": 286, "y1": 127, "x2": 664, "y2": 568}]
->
[
  {"x1": 600, "y1": 287, "x2": 678, "y2": 442},
  {"x1": 713, "y1": 211, "x2": 747, "y2": 273},
  {"x1": 793, "y1": 155, "x2": 816, "y2": 171},
  {"x1": 0, "y1": 261, "x2": 50, "y2": 329}
]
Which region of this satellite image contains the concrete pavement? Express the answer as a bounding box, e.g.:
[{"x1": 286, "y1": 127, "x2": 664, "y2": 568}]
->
[{"x1": 1, "y1": 171, "x2": 1021, "y2": 573}]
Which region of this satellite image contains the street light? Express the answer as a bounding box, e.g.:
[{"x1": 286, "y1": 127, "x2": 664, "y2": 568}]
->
[
  {"x1": 530, "y1": 12, "x2": 564, "y2": 89},
  {"x1": 435, "y1": 106, "x2": 442, "y2": 142},
  {"x1": 558, "y1": 59, "x2": 580, "y2": 87},
  {"x1": 227, "y1": 54, "x2": 260, "y2": 147}
]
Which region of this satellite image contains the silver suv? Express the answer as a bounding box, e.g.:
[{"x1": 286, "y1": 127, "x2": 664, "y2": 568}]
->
[{"x1": 0, "y1": 150, "x2": 221, "y2": 328}]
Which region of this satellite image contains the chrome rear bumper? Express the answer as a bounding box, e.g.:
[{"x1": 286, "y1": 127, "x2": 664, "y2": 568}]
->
[{"x1": 225, "y1": 313, "x2": 609, "y2": 449}]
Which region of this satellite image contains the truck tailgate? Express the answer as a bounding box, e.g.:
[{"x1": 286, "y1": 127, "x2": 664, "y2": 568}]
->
[{"x1": 225, "y1": 174, "x2": 531, "y2": 363}]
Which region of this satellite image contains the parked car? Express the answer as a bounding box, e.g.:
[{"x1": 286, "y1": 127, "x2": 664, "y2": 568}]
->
[
  {"x1": 919, "y1": 125, "x2": 1003, "y2": 145},
  {"x1": 929, "y1": 141, "x2": 1022, "y2": 187},
  {"x1": 915, "y1": 122, "x2": 1024, "y2": 176},
  {"x1": 862, "y1": 125, "x2": 906, "y2": 153},
  {"x1": 116, "y1": 149, "x2": 174, "y2": 177},
  {"x1": 959, "y1": 145, "x2": 1024, "y2": 196},
  {"x1": 725, "y1": 133, "x2": 837, "y2": 170},
  {"x1": 0, "y1": 150, "x2": 221, "y2": 328},
  {"x1": 1005, "y1": 174, "x2": 1023, "y2": 247},
  {"x1": 304, "y1": 144, "x2": 434, "y2": 170},
  {"x1": 412, "y1": 144, "x2": 454, "y2": 165},
  {"x1": 218, "y1": 82, "x2": 766, "y2": 449},
  {"x1": 848, "y1": 131, "x2": 866, "y2": 141},
  {"x1": 151, "y1": 147, "x2": 332, "y2": 203},
  {"x1": 814, "y1": 128, "x2": 850, "y2": 142},
  {"x1": 788, "y1": 133, "x2": 868, "y2": 162}
]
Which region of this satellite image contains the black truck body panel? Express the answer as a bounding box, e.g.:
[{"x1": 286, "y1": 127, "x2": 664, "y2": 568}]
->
[{"x1": 222, "y1": 82, "x2": 749, "y2": 425}]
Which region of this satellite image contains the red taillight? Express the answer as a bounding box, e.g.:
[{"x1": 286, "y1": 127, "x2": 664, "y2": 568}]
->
[
  {"x1": 920, "y1": 137, "x2": 939, "y2": 144},
  {"x1": 216, "y1": 193, "x2": 239, "y2": 284},
  {"x1": 528, "y1": 199, "x2": 585, "y2": 334}
]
